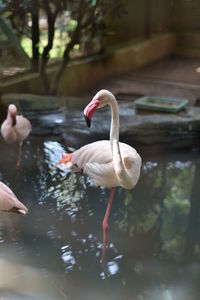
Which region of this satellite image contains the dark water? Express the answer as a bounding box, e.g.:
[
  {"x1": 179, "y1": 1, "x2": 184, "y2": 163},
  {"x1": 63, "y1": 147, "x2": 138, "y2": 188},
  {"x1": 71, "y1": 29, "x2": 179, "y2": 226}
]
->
[{"x1": 0, "y1": 106, "x2": 200, "y2": 300}]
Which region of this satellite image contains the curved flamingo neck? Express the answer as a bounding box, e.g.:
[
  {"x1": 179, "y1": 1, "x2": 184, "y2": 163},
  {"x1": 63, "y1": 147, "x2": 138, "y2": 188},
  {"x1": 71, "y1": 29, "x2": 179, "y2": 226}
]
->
[
  {"x1": 108, "y1": 95, "x2": 124, "y2": 173},
  {"x1": 109, "y1": 95, "x2": 119, "y2": 145},
  {"x1": 7, "y1": 110, "x2": 13, "y2": 125},
  {"x1": 107, "y1": 93, "x2": 134, "y2": 189},
  {"x1": 7, "y1": 110, "x2": 16, "y2": 127}
]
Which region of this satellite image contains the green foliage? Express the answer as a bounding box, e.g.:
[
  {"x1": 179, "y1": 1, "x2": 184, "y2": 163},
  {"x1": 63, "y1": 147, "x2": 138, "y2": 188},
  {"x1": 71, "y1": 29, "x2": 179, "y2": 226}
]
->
[
  {"x1": 1, "y1": 0, "x2": 126, "y2": 94},
  {"x1": 138, "y1": 211, "x2": 158, "y2": 232},
  {"x1": 1, "y1": 0, "x2": 126, "y2": 59},
  {"x1": 162, "y1": 236, "x2": 185, "y2": 261}
]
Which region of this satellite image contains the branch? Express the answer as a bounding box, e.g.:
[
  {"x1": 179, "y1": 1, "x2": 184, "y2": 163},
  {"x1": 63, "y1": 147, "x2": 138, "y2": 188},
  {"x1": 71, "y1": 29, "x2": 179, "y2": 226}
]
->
[
  {"x1": 40, "y1": 0, "x2": 58, "y2": 93},
  {"x1": 50, "y1": 0, "x2": 86, "y2": 95}
]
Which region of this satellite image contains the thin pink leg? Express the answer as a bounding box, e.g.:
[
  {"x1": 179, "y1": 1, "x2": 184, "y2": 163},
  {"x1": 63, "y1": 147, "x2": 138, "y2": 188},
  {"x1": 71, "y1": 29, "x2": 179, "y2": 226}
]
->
[
  {"x1": 17, "y1": 141, "x2": 23, "y2": 171},
  {"x1": 101, "y1": 187, "x2": 115, "y2": 262}
]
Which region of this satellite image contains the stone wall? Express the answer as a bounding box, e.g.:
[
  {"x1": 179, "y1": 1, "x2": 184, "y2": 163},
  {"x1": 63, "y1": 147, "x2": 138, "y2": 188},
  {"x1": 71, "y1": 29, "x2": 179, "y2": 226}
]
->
[
  {"x1": 104, "y1": 0, "x2": 200, "y2": 58},
  {"x1": 172, "y1": 0, "x2": 200, "y2": 57},
  {"x1": 104, "y1": 0, "x2": 173, "y2": 46},
  {"x1": 173, "y1": 0, "x2": 200, "y2": 32}
]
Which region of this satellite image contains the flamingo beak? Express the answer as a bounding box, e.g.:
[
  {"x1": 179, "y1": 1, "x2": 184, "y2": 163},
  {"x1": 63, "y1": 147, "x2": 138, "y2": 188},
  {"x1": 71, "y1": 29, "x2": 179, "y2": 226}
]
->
[{"x1": 84, "y1": 98, "x2": 99, "y2": 127}]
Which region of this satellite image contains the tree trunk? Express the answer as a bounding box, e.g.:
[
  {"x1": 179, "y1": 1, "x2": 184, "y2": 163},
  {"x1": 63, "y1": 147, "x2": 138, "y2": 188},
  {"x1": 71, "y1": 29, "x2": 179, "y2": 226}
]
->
[
  {"x1": 40, "y1": 18, "x2": 55, "y2": 94},
  {"x1": 40, "y1": 55, "x2": 50, "y2": 94},
  {"x1": 145, "y1": 0, "x2": 151, "y2": 39},
  {"x1": 50, "y1": 57, "x2": 69, "y2": 96},
  {"x1": 50, "y1": 0, "x2": 86, "y2": 95},
  {"x1": 50, "y1": 25, "x2": 81, "y2": 96},
  {"x1": 40, "y1": 0, "x2": 57, "y2": 94},
  {"x1": 31, "y1": 0, "x2": 40, "y2": 72}
]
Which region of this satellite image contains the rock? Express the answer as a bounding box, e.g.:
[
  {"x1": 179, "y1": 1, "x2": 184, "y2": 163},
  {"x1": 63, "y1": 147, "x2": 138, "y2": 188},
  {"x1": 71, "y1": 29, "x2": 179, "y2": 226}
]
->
[
  {"x1": 0, "y1": 93, "x2": 86, "y2": 112},
  {"x1": 1, "y1": 94, "x2": 200, "y2": 149},
  {"x1": 1, "y1": 93, "x2": 66, "y2": 112},
  {"x1": 66, "y1": 102, "x2": 200, "y2": 149}
]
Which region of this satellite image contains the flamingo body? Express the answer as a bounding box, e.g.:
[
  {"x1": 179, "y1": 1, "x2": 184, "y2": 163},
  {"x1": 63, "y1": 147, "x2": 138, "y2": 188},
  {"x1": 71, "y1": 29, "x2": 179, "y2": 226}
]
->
[
  {"x1": 0, "y1": 181, "x2": 28, "y2": 214},
  {"x1": 70, "y1": 140, "x2": 141, "y2": 188},
  {"x1": 1, "y1": 104, "x2": 31, "y2": 144},
  {"x1": 1, "y1": 104, "x2": 31, "y2": 170}
]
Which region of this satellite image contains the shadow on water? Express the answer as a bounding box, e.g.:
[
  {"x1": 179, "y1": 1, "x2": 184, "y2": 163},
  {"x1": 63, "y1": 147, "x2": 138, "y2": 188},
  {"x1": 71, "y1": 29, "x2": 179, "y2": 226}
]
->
[{"x1": 0, "y1": 104, "x2": 199, "y2": 299}]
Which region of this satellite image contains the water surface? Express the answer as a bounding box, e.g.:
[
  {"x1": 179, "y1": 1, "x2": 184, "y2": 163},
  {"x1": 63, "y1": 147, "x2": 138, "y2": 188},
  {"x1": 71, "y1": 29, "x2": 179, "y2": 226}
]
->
[{"x1": 0, "y1": 106, "x2": 199, "y2": 300}]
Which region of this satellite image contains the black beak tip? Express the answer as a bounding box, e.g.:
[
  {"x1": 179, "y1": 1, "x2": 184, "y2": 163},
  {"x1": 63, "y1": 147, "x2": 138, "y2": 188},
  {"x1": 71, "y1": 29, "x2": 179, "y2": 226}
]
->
[{"x1": 84, "y1": 115, "x2": 91, "y2": 128}]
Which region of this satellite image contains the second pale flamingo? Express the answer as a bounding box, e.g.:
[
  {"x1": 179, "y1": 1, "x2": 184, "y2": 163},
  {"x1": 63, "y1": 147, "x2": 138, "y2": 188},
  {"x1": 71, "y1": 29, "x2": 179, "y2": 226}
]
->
[
  {"x1": 1, "y1": 104, "x2": 31, "y2": 170},
  {"x1": 0, "y1": 181, "x2": 28, "y2": 214},
  {"x1": 57, "y1": 89, "x2": 142, "y2": 260}
]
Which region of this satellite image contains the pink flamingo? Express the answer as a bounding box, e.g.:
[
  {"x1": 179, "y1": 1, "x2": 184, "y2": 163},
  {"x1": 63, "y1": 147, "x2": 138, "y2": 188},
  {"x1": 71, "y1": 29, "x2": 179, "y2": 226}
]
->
[
  {"x1": 0, "y1": 181, "x2": 28, "y2": 214},
  {"x1": 1, "y1": 104, "x2": 31, "y2": 170},
  {"x1": 57, "y1": 90, "x2": 142, "y2": 260}
]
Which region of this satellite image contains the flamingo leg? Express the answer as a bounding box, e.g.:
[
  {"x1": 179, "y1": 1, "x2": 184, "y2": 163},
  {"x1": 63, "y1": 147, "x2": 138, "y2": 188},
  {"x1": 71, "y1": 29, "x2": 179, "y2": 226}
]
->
[
  {"x1": 17, "y1": 141, "x2": 23, "y2": 171},
  {"x1": 101, "y1": 187, "x2": 115, "y2": 262}
]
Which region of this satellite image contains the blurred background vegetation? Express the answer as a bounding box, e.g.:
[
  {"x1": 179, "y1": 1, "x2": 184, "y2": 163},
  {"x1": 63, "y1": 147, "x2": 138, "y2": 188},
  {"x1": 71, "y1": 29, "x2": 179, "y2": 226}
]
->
[{"x1": 1, "y1": 0, "x2": 200, "y2": 95}]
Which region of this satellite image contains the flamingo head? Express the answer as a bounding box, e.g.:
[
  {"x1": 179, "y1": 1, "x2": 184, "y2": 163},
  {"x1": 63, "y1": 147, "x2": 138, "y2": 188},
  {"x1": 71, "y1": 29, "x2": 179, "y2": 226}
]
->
[
  {"x1": 84, "y1": 89, "x2": 112, "y2": 127},
  {"x1": 8, "y1": 104, "x2": 17, "y2": 127}
]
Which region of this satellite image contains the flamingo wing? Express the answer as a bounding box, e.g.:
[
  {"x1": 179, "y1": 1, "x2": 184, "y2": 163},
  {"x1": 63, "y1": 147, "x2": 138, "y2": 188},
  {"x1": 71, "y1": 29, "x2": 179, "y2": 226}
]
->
[
  {"x1": 84, "y1": 161, "x2": 118, "y2": 187},
  {"x1": 71, "y1": 140, "x2": 141, "y2": 187},
  {"x1": 72, "y1": 140, "x2": 112, "y2": 168},
  {"x1": 58, "y1": 140, "x2": 141, "y2": 189},
  {"x1": 1, "y1": 121, "x2": 17, "y2": 143},
  {"x1": 16, "y1": 116, "x2": 32, "y2": 141}
]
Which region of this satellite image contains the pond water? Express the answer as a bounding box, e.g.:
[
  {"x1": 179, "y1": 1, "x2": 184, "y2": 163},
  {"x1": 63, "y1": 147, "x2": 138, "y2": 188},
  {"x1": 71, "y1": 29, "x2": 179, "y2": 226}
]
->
[{"x1": 0, "y1": 105, "x2": 200, "y2": 300}]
